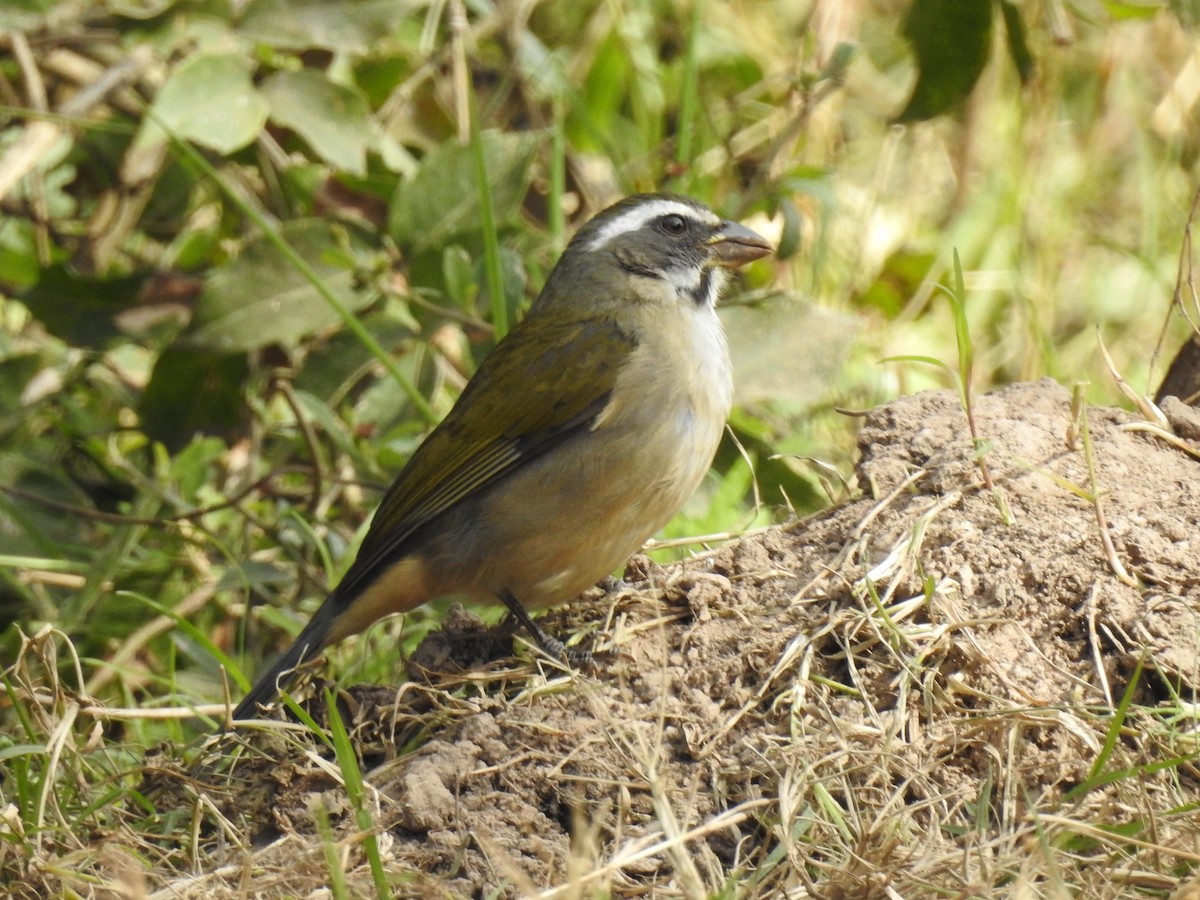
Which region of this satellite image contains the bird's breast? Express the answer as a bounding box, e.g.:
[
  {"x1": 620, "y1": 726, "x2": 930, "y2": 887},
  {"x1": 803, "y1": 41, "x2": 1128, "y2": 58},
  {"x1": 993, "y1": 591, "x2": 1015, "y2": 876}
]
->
[
  {"x1": 593, "y1": 303, "x2": 733, "y2": 511},
  {"x1": 608, "y1": 303, "x2": 732, "y2": 437},
  {"x1": 437, "y1": 305, "x2": 734, "y2": 609}
]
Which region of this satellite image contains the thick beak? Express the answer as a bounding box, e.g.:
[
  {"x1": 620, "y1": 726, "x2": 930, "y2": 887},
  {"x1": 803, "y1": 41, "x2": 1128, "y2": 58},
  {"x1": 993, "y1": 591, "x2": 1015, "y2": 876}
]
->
[{"x1": 707, "y1": 221, "x2": 773, "y2": 269}]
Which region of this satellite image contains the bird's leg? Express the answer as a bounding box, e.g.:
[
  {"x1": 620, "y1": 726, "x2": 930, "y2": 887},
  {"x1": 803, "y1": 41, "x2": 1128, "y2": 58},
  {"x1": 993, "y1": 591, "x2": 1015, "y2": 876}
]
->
[
  {"x1": 497, "y1": 589, "x2": 590, "y2": 665},
  {"x1": 497, "y1": 588, "x2": 567, "y2": 659}
]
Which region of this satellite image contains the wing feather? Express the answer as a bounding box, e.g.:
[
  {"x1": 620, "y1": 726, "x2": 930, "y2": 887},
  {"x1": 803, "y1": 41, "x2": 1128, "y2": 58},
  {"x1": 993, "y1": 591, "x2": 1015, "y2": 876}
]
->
[{"x1": 333, "y1": 310, "x2": 635, "y2": 600}]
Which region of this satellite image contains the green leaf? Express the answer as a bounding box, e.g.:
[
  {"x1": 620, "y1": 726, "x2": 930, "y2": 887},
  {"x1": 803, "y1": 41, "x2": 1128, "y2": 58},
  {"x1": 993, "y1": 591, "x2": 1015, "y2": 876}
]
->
[
  {"x1": 293, "y1": 302, "x2": 418, "y2": 404},
  {"x1": 139, "y1": 53, "x2": 269, "y2": 155},
  {"x1": 441, "y1": 245, "x2": 476, "y2": 308},
  {"x1": 20, "y1": 267, "x2": 148, "y2": 348},
  {"x1": 0, "y1": 225, "x2": 47, "y2": 291},
  {"x1": 857, "y1": 250, "x2": 936, "y2": 319},
  {"x1": 1167, "y1": 0, "x2": 1200, "y2": 27},
  {"x1": 389, "y1": 130, "x2": 542, "y2": 254},
  {"x1": 1102, "y1": 1, "x2": 1166, "y2": 20},
  {"x1": 261, "y1": 70, "x2": 374, "y2": 175},
  {"x1": 238, "y1": 0, "x2": 414, "y2": 52},
  {"x1": 138, "y1": 347, "x2": 249, "y2": 452},
  {"x1": 476, "y1": 246, "x2": 527, "y2": 326},
  {"x1": 882, "y1": 354, "x2": 956, "y2": 374},
  {"x1": 187, "y1": 220, "x2": 374, "y2": 352},
  {"x1": 0, "y1": 453, "x2": 99, "y2": 560},
  {"x1": 170, "y1": 436, "x2": 228, "y2": 501},
  {"x1": 575, "y1": 31, "x2": 633, "y2": 153},
  {"x1": 0, "y1": 742, "x2": 49, "y2": 763},
  {"x1": 897, "y1": 0, "x2": 994, "y2": 122},
  {"x1": 288, "y1": 390, "x2": 358, "y2": 463}
]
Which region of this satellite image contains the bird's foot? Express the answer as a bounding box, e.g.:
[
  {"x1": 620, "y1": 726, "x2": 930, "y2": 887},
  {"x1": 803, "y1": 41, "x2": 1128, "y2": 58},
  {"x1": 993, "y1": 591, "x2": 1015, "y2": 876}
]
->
[{"x1": 497, "y1": 588, "x2": 593, "y2": 669}]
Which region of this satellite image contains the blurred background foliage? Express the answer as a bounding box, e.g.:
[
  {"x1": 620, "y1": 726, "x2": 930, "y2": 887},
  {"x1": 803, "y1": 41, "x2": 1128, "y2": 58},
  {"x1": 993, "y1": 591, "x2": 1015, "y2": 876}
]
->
[{"x1": 1, "y1": 0, "x2": 1198, "y2": 727}]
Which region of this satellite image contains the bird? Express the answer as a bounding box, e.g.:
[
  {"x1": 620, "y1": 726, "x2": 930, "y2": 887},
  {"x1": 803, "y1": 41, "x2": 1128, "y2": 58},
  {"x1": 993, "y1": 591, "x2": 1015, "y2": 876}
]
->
[{"x1": 228, "y1": 193, "x2": 772, "y2": 721}]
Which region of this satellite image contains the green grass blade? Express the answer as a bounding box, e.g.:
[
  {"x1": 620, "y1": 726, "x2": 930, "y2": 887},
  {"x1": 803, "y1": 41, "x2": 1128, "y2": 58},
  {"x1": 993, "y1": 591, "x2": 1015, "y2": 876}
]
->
[
  {"x1": 469, "y1": 92, "x2": 508, "y2": 340},
  {"x1": 325, "y1": 690, "x2": 390, "y2": 899},
  {"x1": 1064, "y1": 656, "x2": 1144, "y2": 801}
]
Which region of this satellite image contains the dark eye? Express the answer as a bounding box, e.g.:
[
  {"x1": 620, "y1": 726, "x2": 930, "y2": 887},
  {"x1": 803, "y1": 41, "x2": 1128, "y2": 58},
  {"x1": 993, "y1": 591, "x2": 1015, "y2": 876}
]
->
[{"x1": 658, "y1": 214, "x2": 687, "y2": 236}]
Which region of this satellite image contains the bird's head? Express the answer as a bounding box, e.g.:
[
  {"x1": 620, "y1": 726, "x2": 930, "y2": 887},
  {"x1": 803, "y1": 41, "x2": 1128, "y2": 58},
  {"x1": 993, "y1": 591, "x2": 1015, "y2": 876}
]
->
[{"x1": 534, "y1": 194, "x2": 773, "y2": 315}]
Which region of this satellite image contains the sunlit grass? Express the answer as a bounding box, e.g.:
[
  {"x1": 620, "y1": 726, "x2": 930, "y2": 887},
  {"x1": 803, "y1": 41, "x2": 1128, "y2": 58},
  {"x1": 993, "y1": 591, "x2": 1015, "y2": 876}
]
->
[{"x1": 1, "y1": 0, "x2": 1199, "y2": 895}]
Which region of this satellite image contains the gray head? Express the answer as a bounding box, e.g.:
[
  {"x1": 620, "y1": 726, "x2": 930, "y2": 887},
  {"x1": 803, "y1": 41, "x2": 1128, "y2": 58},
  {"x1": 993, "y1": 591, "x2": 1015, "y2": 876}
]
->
[{"x1": 534, "y1": 193, "x2": 772, "y2": 314}]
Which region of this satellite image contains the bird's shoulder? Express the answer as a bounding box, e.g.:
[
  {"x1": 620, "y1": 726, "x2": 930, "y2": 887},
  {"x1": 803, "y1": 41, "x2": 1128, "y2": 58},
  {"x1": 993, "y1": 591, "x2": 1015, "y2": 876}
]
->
[
  {"x1": 449, "y1": 306, "x2": 638, "y2": 438},
  {"x1": 355, "y1": 307, "x2": 639, "y2": 558}
]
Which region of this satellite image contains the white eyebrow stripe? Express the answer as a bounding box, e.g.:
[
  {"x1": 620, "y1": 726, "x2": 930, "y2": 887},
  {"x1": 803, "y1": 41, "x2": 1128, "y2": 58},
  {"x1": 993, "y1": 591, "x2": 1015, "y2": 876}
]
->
[{"x1": 584, "y1": 198, "x2": 719, "y2": 251}]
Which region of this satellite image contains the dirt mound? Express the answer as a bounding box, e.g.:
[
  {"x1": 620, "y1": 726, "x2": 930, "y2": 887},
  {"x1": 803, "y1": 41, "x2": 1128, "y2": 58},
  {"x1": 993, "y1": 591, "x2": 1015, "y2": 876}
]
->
[{"x1": 183, "y1": 379, "x2": 1200, "y2": 898}]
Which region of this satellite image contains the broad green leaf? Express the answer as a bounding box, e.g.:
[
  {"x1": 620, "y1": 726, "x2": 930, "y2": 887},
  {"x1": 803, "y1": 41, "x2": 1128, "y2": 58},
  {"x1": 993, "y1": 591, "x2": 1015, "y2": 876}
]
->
[
  {"x1": 261, "y1": 70, "x2": 374, "y2": 175},
  {"x1": 20, "y1": 267, "x2": 149, "y2": 348},
  {"x1": 138, "y1": 347, "x2": 250, "y2": 452},
  {"x1": 139, "y1": 53, "x2": 269, "y2": 154},
  {"x1": 897, "y1": 0, "x2": 994, "y2": 122},
  {"x1": 238, "y1": 0, "x2": 414, "y2": 52},
  {"x1": 186, "y1": 220, "x2": 374, "y2": 352},
  {"x1": 0, "y1": 226, "x2": 45, "y2": 291},
  {"x1": 389, "y1": 130, "x2": 542, "y2": 254}
]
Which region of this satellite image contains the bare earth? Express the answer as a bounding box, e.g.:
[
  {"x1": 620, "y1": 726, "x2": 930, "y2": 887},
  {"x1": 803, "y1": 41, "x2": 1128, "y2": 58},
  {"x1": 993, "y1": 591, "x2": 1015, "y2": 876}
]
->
[{"x1": 179, "y1": 379, "x2": 1200, "y2": 898}]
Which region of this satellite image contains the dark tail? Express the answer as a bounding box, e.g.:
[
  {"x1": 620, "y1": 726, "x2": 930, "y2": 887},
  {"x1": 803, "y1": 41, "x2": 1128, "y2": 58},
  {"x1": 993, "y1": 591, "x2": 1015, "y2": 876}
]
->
[{"x1": 227, "y1": 598, "x2": 340, "y2": 723}]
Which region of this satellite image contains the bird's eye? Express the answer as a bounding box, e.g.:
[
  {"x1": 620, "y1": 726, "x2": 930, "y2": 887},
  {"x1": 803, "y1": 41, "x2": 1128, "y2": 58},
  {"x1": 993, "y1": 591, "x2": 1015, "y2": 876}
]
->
[{"x1": 658, "y1": 214, "x2": 687, "y2": 236}]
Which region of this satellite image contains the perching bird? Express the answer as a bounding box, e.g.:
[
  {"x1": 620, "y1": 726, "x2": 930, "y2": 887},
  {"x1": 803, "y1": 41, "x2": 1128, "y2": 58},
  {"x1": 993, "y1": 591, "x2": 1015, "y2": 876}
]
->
[{"x1": 229, "y1": 193, "x2": 772, "y2": 721}]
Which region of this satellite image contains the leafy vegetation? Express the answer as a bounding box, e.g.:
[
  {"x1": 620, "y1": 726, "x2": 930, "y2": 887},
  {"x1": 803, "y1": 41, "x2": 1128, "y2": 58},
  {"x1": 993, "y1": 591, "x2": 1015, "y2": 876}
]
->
[{"x1": 1, "y1": 0, "x2": 1198, "y2": 895}]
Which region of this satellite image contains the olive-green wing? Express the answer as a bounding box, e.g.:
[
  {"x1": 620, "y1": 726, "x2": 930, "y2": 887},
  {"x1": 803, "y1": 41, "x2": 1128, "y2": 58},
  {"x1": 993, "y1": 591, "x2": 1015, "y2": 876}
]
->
[{"x1": 334, "y1": 311, "x2": 636, "y2": 599}]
